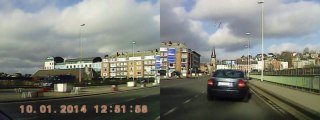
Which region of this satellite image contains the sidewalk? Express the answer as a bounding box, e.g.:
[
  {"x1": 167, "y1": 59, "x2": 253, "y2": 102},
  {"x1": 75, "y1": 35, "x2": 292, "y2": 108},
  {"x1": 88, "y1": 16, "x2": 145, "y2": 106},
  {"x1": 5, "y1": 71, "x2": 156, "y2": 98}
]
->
[
  {"x1": 0, "y1": 83, "x2": 158, "y2": 103},
  {"x1": 249, "y1": 80, "x2": 320, "y2": 118}
]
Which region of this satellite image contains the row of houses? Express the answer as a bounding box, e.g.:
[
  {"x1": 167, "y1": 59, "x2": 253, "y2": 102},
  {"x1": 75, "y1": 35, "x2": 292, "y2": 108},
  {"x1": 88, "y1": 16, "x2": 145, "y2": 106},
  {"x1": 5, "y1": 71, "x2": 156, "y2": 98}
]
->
[
  {"x1": 200, "y1": 50, "x2": 320, "y2": 73},
  {"x1": 38, "y1": 41, "x2": 201, "y2": 80}
]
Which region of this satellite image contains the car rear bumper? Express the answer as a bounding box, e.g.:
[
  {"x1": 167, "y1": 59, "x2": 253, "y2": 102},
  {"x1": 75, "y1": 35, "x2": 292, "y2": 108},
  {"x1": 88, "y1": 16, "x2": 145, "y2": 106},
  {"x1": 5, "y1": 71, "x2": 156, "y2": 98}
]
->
[{"x1": 207, "y1": 88, "x2": 249, "y2": 99}]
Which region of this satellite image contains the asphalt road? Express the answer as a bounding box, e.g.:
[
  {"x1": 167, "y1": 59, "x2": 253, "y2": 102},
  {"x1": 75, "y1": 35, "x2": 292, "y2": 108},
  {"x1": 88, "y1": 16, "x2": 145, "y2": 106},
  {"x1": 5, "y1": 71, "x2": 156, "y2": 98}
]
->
[
  {"x1": 160, "y1": 77, "x2": 288, "y2": 120},
  {"x1": 0, "y1": 86, "x2": 160, "y2": 120}
]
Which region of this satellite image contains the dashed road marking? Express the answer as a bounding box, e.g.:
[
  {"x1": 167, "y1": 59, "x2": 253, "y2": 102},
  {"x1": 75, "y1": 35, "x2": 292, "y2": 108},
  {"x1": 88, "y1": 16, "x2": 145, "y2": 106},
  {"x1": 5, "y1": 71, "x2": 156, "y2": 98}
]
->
[
  {"x1": 183, "y1": 99, "x2": 191, "y2": 104},
  {"x1": 164, "y1": 107, "x2": 177, "y2": 116},
  {"x1": 194, "y1": 94, "x2": 199, "y2": 98},
  {"x1": 154, "y1": 116, "x2": 160, "y2": 120}
]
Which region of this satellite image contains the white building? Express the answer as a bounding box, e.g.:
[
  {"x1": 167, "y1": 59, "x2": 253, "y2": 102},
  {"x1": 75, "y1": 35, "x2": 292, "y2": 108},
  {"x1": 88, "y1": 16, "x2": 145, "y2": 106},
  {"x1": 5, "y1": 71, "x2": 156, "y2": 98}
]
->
[
  {"x1": 217, "y1": 64, "x2": 229, "y2": 69},
  {"x1": 280, "y1": 62, "x2": 288, "y2": 70},
  {"x1": 101, "y1": 51, "x2": 158, "y2": 78},
  {"x1": 44, "y1": 56, "x2": 102, "y2": 72}
]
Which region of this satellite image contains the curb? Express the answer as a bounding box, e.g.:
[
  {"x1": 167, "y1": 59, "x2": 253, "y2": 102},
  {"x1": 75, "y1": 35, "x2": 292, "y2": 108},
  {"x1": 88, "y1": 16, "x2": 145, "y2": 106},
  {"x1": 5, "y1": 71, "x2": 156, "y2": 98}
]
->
[
  {"x1": 0, "y1": 85, "x2": 159, "y2": 103},
  {"x1": 249, "y1": 81, "x2": 320, "y2": 119}
]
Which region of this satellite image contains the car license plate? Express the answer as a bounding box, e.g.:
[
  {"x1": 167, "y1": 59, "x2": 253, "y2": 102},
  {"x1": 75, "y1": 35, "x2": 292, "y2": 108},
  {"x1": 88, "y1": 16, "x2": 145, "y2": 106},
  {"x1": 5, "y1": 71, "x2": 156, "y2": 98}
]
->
[{"x1": 218, "y1": 82, "x2": 232, "y2": 87}]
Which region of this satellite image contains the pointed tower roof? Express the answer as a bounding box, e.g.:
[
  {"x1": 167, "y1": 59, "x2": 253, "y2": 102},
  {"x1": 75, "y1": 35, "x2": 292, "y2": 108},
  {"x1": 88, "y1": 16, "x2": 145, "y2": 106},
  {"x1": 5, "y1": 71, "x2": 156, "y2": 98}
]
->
[{"x1": 211, "y1": 48, "x2": 216, "y2": 58}]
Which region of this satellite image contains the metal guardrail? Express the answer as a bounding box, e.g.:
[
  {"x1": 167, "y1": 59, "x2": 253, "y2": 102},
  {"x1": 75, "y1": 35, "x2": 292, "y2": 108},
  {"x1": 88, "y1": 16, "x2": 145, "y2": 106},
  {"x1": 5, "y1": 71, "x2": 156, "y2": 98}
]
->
[
  {"x1": 250, "y1": 75, "x2": 320, "y2": 93},
  {"x1": 251, "y1": 67, "x2": 320, "y2": 76}
]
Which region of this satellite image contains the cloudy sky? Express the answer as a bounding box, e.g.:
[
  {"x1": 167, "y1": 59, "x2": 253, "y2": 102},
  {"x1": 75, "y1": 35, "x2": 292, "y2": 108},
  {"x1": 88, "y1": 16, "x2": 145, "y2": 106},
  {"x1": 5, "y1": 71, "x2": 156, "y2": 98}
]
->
[
  {"x1": 0, "y1": 0, "x2": 159, "y2": 74},
  {"x1": 161, "y1": 0, "x2": 320, "y2": 62}
]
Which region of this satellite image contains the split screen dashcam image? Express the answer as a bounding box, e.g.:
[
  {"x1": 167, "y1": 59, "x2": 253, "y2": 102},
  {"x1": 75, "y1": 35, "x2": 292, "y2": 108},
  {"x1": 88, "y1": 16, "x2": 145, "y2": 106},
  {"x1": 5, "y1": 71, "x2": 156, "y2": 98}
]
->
[{"x1": 0, "y1": 0, "x2": 319, "y2": 120}]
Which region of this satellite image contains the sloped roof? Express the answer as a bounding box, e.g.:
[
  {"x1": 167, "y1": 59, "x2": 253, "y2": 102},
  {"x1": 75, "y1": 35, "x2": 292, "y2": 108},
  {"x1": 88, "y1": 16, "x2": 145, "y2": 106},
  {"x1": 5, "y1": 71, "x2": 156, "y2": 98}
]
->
[
  {"x1": 32, "y1": 68, "x2": 99, "y2": 80},
  {"x1": 65, "y1": 57, "x2": 102, "y2": 63}
]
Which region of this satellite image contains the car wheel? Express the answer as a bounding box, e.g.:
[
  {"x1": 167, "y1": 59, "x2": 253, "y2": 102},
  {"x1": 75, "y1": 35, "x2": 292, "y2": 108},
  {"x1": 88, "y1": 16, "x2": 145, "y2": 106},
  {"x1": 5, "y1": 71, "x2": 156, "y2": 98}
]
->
[
  {"x1": 207, "y1": 94, "x2": 214, "y2": 101},
  {"x1": 242, "y1": 92, "x2": 251, "y2": 102}
]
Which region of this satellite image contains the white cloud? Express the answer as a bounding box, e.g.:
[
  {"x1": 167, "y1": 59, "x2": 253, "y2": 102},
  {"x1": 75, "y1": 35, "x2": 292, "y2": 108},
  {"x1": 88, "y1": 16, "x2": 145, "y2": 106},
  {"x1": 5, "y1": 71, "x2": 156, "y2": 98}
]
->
[
  {"x1": 268, "y1": 43, "x2": 300, "y2": 53},
  {"x1": 208, "y1": 25, "x2": 247, "y2": 51},
  {"x1": 161, "y1": 0, "x2": 320, "y2": 63},
  {"x1": 0, "y1": 0, "x2": 159, "y2": 74},
  {"x1": 190, "y1": 0, "x2": 320, "y2": 38},
  {"x1": 160, "y1": 0, "x2": 209, "y2": 51},
  {"x1": 268, "y1": 43, "x2": 320, "y2": 53}
]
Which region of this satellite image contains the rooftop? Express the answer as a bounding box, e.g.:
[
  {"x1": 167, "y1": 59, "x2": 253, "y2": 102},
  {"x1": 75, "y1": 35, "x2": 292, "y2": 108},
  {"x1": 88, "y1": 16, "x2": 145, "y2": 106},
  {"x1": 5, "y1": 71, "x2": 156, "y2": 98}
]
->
[
  {"x1": 106, "y1": 50, "x2": 159, "y2": 58},
  {"x1": 160, "y1": 41, "x2": 188, "y2": 49}
]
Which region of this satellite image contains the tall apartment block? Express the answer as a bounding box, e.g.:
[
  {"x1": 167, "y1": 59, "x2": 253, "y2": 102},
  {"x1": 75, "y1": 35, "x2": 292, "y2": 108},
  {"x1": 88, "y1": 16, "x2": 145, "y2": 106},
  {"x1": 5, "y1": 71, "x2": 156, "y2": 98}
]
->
[
  {"x1": 160, "y1": 41, "x2": 201, "y2": 77},
  {"x1": 101, "y1": 50, "x2": 159, "y2": 79}
]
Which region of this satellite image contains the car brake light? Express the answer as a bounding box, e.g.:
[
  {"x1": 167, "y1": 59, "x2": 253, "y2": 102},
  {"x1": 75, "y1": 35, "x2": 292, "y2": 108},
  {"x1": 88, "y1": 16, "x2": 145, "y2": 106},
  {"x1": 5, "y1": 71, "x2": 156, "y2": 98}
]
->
[
  {"x1": 238, "y1": 79, "x2": 246, "y2": 88},
  {"x1": 208, "y1": 78, "x2": 214, "y2": 86}
]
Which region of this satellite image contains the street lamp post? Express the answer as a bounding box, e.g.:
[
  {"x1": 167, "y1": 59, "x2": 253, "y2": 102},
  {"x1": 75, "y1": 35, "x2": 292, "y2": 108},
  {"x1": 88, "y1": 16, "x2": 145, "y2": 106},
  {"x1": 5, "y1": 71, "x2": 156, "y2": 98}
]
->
[
  {"x1": 79, "y1": 24, "x2": 85, "y2": 84},
  {"x1": 258, "y1": 1, "x2": 264, "y2": 82},
  {"x1": 132, "y1": 41, "x2": 136, "y2": 82},
  {"x1": 245, "y1": 32, "x2": 251, "y2": 78}
]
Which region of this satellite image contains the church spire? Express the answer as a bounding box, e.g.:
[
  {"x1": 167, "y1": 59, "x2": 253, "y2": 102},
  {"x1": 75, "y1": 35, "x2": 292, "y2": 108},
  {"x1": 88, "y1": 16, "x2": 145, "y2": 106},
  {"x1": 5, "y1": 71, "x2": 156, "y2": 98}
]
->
[{"x1": 211, "y1": 47, "x2": 216, "y2": 58}]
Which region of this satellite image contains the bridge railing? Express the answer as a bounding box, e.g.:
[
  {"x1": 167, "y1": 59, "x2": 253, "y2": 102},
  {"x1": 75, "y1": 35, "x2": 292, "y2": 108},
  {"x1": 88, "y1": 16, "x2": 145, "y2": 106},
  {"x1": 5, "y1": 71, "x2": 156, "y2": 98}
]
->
[
  {"x1": 251, "y1": 67, "x2": 320, "y2": 76},
  {"x1": 250, "y1": 75, "x2": 320, "y2": 94}
]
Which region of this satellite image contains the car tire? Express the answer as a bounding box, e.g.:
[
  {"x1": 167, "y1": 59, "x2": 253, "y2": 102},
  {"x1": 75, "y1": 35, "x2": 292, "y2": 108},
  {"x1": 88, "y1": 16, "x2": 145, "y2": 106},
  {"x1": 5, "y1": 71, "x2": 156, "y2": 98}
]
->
[
  {"x1": 242, "y1": 92, "x2": 251, "y2": 102},
  {"x1": 207, "y1": 94, "x2": 214, "y2": 101}
]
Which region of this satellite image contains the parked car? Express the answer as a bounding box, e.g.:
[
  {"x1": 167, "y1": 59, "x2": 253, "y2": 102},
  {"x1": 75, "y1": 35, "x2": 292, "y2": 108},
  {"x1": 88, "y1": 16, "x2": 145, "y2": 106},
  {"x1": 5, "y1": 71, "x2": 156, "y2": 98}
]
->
[
  {"x1": 207, "y1": 69, "x2": 251, "y2": 102},
  {"x1": 40, "y1": 75, "x2": 76, "y2": 88}
]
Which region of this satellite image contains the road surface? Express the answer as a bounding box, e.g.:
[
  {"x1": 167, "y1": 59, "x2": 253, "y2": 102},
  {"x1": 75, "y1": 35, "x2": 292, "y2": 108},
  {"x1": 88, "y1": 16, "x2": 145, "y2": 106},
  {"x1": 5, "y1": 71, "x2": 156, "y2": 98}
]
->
[{"x1": 160, "y1": 77, "x2": 289, "y2": 120}]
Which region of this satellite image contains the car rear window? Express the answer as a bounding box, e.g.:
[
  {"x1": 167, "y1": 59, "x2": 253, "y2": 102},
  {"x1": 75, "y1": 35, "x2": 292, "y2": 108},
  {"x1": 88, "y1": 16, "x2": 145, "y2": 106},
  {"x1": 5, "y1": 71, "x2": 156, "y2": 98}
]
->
[{"x1": 212, "y1": 70, "x2": 244, "y2": 78}]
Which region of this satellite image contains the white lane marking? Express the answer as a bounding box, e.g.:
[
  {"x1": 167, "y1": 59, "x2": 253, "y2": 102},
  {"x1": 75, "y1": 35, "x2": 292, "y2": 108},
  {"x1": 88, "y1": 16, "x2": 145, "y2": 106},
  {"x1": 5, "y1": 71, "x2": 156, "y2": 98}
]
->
[
  {"x1": 164, "y1": 107, "x2": 177, "y2": 116},
  {"x1": 201, "y1": 91, "x2": 205, "y2": 94},
  {"x1": 154, "y1": 116, "x2": 160, "y2": 120},
  {"x1": 183, "y1": 99, "x2": 191, "y2": 104},
  {"x1": 194, "y1": 94, "x2": 199, "y2": 98}
]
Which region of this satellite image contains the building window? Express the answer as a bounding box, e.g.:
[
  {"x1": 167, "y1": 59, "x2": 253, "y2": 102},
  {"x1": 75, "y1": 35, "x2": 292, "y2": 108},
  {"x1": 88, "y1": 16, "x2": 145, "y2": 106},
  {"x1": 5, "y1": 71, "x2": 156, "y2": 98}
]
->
[
  {"x1": 89, "y1": 64, "x2": 92, "y2": 68},
  {"x1": 104, "y1": 68, "x2": 107, "y2": 71},
  {"x1": 137, "y1": 61, "x2": 141, "y2": 65},
  {"x1": 137, "y1": 67, "x2": 142, "y2": 70},
  {"x1": 137, "y1": 72, "x2": 141, "y2": 75}
]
